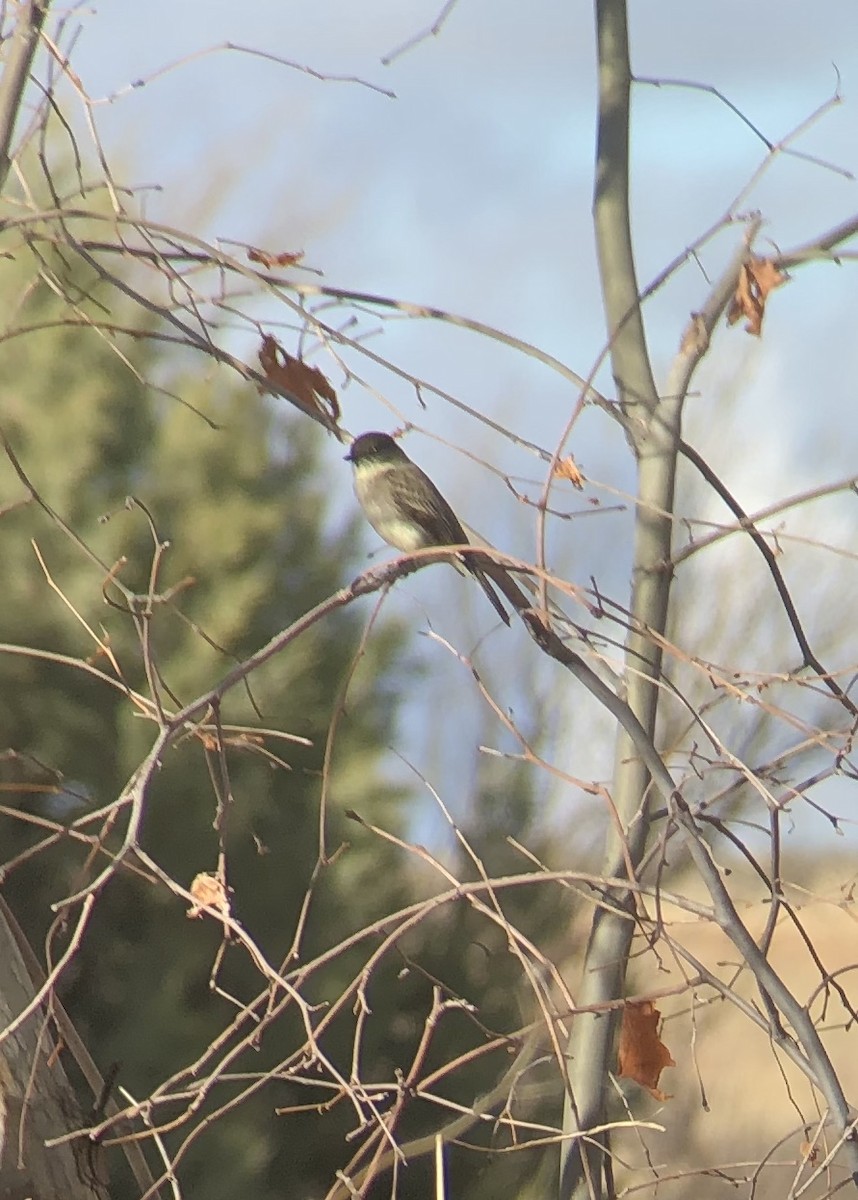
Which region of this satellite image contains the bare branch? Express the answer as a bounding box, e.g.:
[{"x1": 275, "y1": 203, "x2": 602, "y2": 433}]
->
[{"x1": 0, "y1": 0, "x2": 46, "y2": 192}]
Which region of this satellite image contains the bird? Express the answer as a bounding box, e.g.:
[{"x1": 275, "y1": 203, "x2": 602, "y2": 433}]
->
[{"x1": 345, "y1": 431, "x2": 509, "y2": 625}]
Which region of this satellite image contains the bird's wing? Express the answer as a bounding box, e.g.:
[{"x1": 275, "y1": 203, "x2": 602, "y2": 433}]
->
[
  {"x1": 384, "y1": 463, "x2": 509, "y2": 623},
  {"x1": 386, "y1": 464, "x2": 469, "y2": 546}
]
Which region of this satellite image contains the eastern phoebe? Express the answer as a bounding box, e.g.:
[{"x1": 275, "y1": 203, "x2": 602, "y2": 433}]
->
[{"x1": 346, "y1": 431, "x2": 509, "y2": 625}]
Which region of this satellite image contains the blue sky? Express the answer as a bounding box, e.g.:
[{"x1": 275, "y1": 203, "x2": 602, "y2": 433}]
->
[
  {"x1": 67, "y1": 2, "x2": 858, "y2": 470},
  {"x1": 60, "y1": 1, "x2": 858, "y2": 843}
]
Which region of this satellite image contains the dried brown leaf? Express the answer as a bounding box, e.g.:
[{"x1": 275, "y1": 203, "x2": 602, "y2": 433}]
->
[
  {"x1": 553, "y1": 455, "x2": 584, "y2": 489},
  {"x1": 799, "y1": 1139, "x2": 819, "y2": 1166},
  {"x1": 618, "y1": 1000, "x2": 675, "y2": 1101},
  {"x1": 258, "y1": 333, "x2": 340, "y2": 424},
  {"x1": 247, "y1": 246, "x2": 305, "y2": 269},
  {"x1": 726, "y1": 256, "x2": 789, "y2": 337},
  {"x1": 187, "y1": 871, "x2": 231, "y2": 919}
]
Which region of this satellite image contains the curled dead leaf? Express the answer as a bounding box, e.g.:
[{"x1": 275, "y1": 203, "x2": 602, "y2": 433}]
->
[
  {"x1": 247, "y1": 246, "x2": 305, "y2": 269},
  {"x1": 187, "y1": 871, "x2": 231, "y2": 920},
  {"x1": 553, "y1": 456, "x2": 585, "y2": 489},
  {"x1": 618, "y1": 1000, "x2": 675, "y2": 1101},
  {"x1": 726, "y1": 256, "x2": 789, "y2": 337},
  {"x1": 799, "y1": 1139, "x2": 819, "y2": 1166},
  {"x1": 258, "y1": 334, "x2": 340, "y2": 425}
]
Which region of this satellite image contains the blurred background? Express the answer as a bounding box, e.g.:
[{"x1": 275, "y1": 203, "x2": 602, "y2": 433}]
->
[{"x1": 1, "y1": 2, "x2": 858, "y2": 1196}]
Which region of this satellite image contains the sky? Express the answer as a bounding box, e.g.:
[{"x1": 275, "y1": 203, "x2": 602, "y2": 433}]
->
[{"x1": 46, "y1": 1, "x2": 858, "y2": 846}]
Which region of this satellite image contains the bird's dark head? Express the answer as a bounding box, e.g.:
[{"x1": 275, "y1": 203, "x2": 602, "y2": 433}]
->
[{"x1": 345, "y1": 431, "x2": 405, "y2": 465}]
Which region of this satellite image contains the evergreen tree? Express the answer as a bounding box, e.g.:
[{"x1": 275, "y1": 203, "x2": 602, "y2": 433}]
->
[
  {"x1": 0, "y1": 242, "x2": 412, "y2": 1198},
  {"x1": 0, "y1": 226, "x2": 563, "y2": 1200}
]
